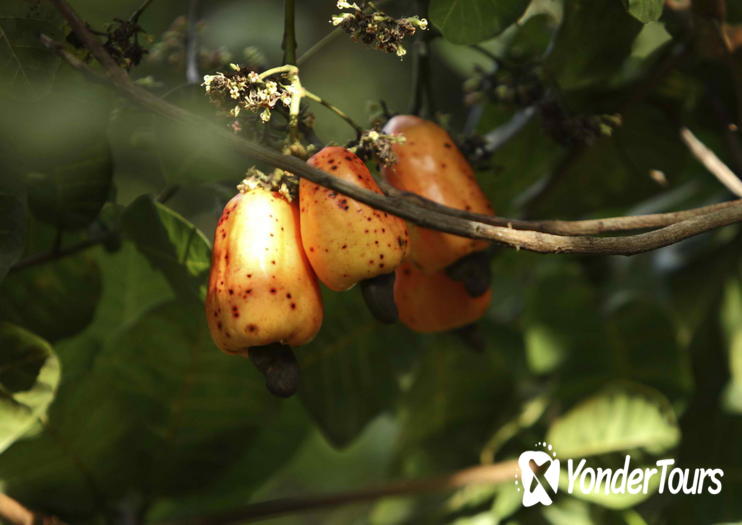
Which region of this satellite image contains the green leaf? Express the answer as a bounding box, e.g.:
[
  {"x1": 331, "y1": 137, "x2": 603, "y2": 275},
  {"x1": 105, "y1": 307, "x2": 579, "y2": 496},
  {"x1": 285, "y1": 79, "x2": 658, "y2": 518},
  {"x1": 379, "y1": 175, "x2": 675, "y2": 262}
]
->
[
  {"x1": 0, "y1": 299, "x2": 281, "y2": 518},
  {"x1": 88, "y1": 242, "x2": 175, "y2": 341},
  {"x1": 0, "y1": 189, "x2": 26, "y2": 283},
  {"x1": 96, "y1": 300, "x2": 280, "y2": 496},
  {"x1": 395, "y1": 329, "x2": 518, "y2": 474},
  {"x1": 622, "y1": 0, "x2": 664, "y2": 24},
  {"x1": 297, "y1": 289, "x2": 417, "y2": 448},
  {"x1": 522, "y1": 260, "x2": 602, "y2": 375},
  {"x1": 0, "y1": 253, "x2": 102, "y2": 342},
  {"x1": 477, "y1": 109, "x2": 562, "y2": 217},
  {"x1": 0, "y1": 0, "x2": 63, "y2": 99},
  {"x1": 0, "y1": 323, "x2": 60, "y2": 454},
  {"x1": 546, "y1": 382, "x2": 680, "y2": 460},
  {"x1": 547, "y1": 384, "x2": 680, "y2": 509},
  {"x1": 545, "y1": 0, "x2": 642, "y2": 90},
  {"x1": 507, "y1": 12, "x2": 558, "y2": 63},
  {"x1": 601, "y1": 297, "x2": 692, "y2": 403},
  {"x1": 0, "y1": 246, "x2": 173, "y2": 517},
  {"x1": 146, "y1": 399, "x2": 310, "y2": 523},
  {"x1": 429, "y1": 0, "x2": 530, "y2": 45},
  {"x1": 123, "y1": 196, "x2": 212, "y2": 301},
  {"x1": 541, "y1": 496, "x2": 606, "y2": 525},
  {"x1": 24, "y1": 145, "x2": 113, "y2": 230}
]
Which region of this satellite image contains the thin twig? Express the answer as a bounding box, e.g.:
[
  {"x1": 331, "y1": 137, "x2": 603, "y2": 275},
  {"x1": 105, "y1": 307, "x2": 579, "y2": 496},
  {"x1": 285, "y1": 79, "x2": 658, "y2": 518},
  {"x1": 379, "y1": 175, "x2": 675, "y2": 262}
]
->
[
  {"x1": 130, "y1": 0, "x2": 154, "y2": 22},
  {"x1": 296, "y1": 29, "x2": 342, "y2": 66},
  {"x1": 185, "y1": 0, "x2": 201, "y2": 84},
  {"x1": 303, "y1": 90, "x2": 363, "y2": 135},
  {"x1": 418, "y1": 32, "x2": 435, "y2": 118},
  {"x1": 10, "y1": 234, "x2": 112, "y2": 273},
  {"x1": 159, "y1": 461, "x2": 518, "y2": 525},
  {"x1": 46, "y1": 1, "x2": 742, "y2": 256},
  {"x1": 157, "y1": 184, "x2": 180, "y2": 204},
  {"x1": 680, "y1": 126, "x2": 742, "y2": 197},
  {"x1": 469, "y1": 44, "x2": 501, "y2": 64},
  {"x1": 479, "y1": 106, "x2": 536, "y2": 154},
  {"x1": 39, "y1": 34, "x2": 100, "y2": 81},
  {"x1": 282, "y1": 0, "x2": 297, "y2": 65},
  {"x1": 408, "y1": 36, "x2": 425, "y2": 115}
]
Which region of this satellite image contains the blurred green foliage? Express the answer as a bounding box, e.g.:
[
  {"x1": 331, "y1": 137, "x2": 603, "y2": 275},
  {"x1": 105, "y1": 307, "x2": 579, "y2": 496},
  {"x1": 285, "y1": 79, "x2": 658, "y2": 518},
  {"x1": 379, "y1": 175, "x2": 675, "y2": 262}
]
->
[{"x1": 1, "y1": 0, "x2": 741, "y2": 524}]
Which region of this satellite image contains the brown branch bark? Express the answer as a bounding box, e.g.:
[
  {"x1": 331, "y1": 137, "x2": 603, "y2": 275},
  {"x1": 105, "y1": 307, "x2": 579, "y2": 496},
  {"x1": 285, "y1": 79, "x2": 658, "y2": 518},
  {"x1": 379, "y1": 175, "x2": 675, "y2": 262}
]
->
[
  {"x1": 47, "y1": 0, "x2": 742, "y2": 256},
  {"x1": 159, "y1": 461, "x2": 518, "y2": 524},
  {"x1": 0, "y1": 493, "x2": 66, "y2": 525},
  {"x1": 0, "y1": 494, "x2": 34, "y2": 525}
]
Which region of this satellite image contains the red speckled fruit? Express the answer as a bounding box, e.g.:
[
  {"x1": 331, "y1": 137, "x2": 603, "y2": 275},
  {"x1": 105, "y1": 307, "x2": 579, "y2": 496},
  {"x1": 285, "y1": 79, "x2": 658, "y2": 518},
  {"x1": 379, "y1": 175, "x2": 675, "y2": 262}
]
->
[
  {"x1": 382, "y1": 115, "x2": 493, "y2": 274},
  {"x1": 394, "y1": 261, "x2": 491, "y2": 333},
  {"x1": 206, "y1": 187, "x2": 323, "y2": 355},
  {"x1": 300, "y1": 146, "x2": 409, "y2": 291}
]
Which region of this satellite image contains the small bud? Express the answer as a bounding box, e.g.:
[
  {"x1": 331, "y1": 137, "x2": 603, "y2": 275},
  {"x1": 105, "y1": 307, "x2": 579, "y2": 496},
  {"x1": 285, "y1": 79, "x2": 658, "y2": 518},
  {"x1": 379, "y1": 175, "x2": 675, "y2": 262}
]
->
[
  {"x1": 337, "y1": 0, "x2": 360, "y2": 9},
  {"x1": 405, "y1": 16, "x2": 428, "y2": 30}
]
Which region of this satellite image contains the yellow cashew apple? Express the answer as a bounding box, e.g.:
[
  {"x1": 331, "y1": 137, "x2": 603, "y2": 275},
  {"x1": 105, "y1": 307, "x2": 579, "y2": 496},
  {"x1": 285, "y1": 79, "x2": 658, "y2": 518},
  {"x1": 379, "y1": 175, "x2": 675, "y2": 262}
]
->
[{"x1": 206, "y1": 184, "x2": 323, "y2": 355}]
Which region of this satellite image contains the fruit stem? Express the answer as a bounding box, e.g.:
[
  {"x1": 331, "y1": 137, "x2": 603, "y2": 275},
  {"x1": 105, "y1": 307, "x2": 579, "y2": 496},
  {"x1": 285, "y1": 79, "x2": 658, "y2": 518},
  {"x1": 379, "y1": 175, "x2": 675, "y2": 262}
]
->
[
  {"x1": 259, "y1": 65, "x2": 303, "y2": 145},
  {"x1": 303, "y1": 89, "x2": 363, "y2": 136},
  {"x1": 257, "y1": 64, "x2": 298, "y2": 81},
  {"x1": 259, "y1": 65, "x2": 361, "y2": 144}
]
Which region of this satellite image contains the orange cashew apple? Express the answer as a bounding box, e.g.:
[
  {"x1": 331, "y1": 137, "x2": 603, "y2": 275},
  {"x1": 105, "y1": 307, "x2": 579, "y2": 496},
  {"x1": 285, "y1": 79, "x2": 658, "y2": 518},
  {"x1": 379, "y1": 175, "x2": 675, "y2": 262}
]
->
[
  {"x1": 394, "y1": 261, "x2": 492, "y2": 333},
  {"x1": 382, "y1": 115, "x2": 493, "y2": 274},
  {"x1": 300, "y1": 146, "x2": 409, "y2": 291}
]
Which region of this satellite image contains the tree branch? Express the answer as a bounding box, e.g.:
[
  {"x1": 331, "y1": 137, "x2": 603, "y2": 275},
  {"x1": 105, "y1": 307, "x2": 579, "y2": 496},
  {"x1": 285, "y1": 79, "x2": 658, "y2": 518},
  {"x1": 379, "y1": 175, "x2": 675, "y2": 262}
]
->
[
  {"x1": 160, "y1": 461, "x2": 518, "y2": 524},
  {"x1": 47, "y1": 0, "x2": 742, "y2": 256},
  {"x1": 0, "y1": 493, "x2": 66, "y2": 525},
  {"x1": 462, "y1": 199, "x2": 742, "y2": 235},
  {"x1": 0, "y1": 494, "x2": 34, "y2": 525},
  {"x1": 680, "y1": 126, "x2": 742, "y2": 197},
  {"x1": 282, "y1": 0, "x2": 297, "y2": 65}
]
